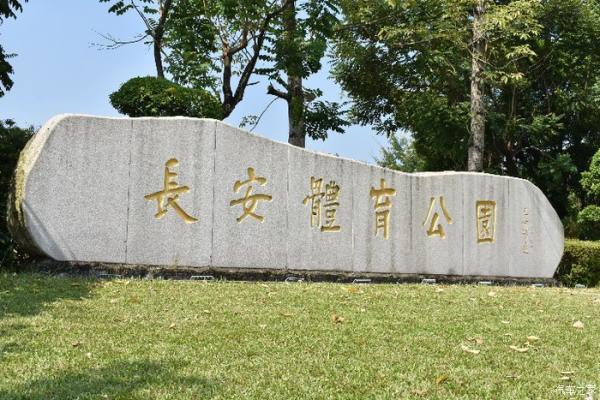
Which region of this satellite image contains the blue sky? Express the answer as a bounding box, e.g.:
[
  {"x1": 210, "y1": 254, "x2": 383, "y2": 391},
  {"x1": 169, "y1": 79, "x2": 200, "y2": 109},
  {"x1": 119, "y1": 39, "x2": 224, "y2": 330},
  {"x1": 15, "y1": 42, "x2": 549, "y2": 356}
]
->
[{"x1": 0, "y1": 1, "x2": 390, "y2": 164}]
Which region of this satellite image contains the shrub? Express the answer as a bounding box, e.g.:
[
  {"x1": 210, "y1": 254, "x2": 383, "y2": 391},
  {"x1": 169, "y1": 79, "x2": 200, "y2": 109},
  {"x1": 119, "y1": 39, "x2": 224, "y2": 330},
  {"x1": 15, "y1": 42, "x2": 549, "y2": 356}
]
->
[
  {"x1": 576, "y1": 205, "x2": 600, "y2": 241},
  {"x1": 581, "y1": 149, "x2": 600, "y2": 202},
  {"x1": 555, "y1": 239, "x2": 600, "y2": 287},
  {"x1": 109, "y1": 76, "x2": 223, "y2": 120},
  {"x1": 0, "y1": 119, "x2": 33, "y2": 268}
]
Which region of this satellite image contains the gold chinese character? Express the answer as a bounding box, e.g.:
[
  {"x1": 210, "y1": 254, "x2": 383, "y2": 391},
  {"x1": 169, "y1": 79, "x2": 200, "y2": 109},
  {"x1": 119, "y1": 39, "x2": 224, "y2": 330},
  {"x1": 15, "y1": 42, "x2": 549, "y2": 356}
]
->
[
  {"x1": 229, "y1": 167, "x2": 273, "y2": 223},
  {"x1": 322, "y1": 181, "x2": 341, "y2": 232},
  {"x1": 302, "y1": 177, "x2": 324, "y2": 228},
  {"x1": 302, "y1": 177, "x2": 341, "y2": 232},
  {"x1": 370, "y1": 178, "x2": 397, "y2": 239},
  {"x1": 144, "y1": 158, "x2": 198, "y2": 224},
  {"x1": 476, "y1": 200, "x2": 496, "y2": 243},
  {"x1": 423, "y1": 196, "x2": 453, "y2": 238}
]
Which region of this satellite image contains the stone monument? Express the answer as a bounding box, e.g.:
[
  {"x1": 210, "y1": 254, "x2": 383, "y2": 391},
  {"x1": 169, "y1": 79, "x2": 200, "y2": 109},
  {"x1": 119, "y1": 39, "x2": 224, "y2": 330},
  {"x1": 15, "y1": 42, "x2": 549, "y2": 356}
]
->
[{"x1": 8, "y1": 115, "x2": 564, "y2": 278}]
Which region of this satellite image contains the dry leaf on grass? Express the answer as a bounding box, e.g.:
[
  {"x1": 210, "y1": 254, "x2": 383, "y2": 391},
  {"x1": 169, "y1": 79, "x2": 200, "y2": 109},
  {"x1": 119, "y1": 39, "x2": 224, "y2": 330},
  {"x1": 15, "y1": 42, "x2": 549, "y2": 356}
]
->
[
  {"x1": 435, "y1": 375, "x2": 449, "y2": 385},
  {"x1": 560, "y1": 371, "x2": 575, "y2": 376},
  {"x1": 501, "y1": 320, "x2": 510, "y2": 324},
  {"x1": 467, "y1": 337, "x2": 484, "y2": 345},
  {"x1": 280, "y1": 312, "x2": 294, "y2": 318},
  {"x1": 346, "y1": 286, "x2": 361, "y2": 294},
  {"x1": 411, "y1": 388, "x2": 428, "y2": 396},
  {"x1": 573, "y1": 320, "x2": 584, "y2": 329},
  {"x1": 331, "y1": 314, "x2": 345, "y2": 324},
  {"x1": 72, "y1": 341, "x2": 81, "y2": 348},
  {"x1": 526, "y1": 335, "x2": 540, "y2": 341},
  {"x1": 560, "y1": 376, "x2": 571, "y2": 381},
  {"x1": 169, "y1": 323, "x2": 176, "y2": 329},
  {"x1": 509, "y1": 345, "x2": 529, "y2": 353},
  {"x1": 461, "y1": 344, "x2": 481, "y2": 354}
]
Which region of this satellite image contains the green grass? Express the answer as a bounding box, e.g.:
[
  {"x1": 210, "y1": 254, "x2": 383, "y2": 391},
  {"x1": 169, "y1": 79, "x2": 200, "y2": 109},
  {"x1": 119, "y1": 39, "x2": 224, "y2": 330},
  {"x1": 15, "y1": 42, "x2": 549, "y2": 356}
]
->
[{"x1": 0, "y1": 273, "x2": 599, "y2": 399}]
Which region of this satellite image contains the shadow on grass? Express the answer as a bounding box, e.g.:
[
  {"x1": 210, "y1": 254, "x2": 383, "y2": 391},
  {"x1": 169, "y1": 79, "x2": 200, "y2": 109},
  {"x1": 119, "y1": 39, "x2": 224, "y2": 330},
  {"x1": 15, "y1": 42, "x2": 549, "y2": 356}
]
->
[
  {"x1": 0, "y1": 359, "x2": 218, "y2": 399},
  {"x1": 0, "y1": 273, "x2": 93, "y2": 319}
]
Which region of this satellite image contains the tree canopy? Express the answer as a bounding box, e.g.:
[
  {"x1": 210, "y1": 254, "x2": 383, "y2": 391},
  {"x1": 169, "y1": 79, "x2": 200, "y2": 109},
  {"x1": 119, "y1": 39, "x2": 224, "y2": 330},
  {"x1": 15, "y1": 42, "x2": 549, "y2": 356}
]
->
[
  {"x1": 100, "y1": 0, "x2": 349, "y2": 145},
  {"x1": 332, "y1": 0, "x2": 600, "y2": 216}
]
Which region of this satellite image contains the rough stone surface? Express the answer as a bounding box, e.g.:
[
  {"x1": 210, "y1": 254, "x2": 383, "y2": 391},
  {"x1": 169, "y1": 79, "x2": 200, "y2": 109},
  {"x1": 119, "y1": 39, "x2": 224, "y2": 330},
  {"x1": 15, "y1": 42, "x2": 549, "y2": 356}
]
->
[
  {"x1": 14, "y1": 115, "x2": 132, "y2": 263},
  {"x1": 125, "y1": 118, "x2": 215, "y2": 267},
  {"x1": 212, "y1": 122, "x2": 288, "y2": 269},
  {"x1": 287, "y1": 147, "x2": 354, "y2": 271},
  {"x1": 9, "y1": 114, "x2": 565, "y2": 278},
  {"x1": 352, "y1": 164, "x2": 413, "y2": 274}
]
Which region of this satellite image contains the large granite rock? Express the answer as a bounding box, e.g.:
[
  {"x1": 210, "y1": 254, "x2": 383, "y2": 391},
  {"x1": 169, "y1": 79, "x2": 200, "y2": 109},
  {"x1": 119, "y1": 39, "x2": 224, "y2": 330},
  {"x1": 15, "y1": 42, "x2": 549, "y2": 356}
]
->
[{"x1": 9, "y1": 115, "x2": 564, "y2": 278}]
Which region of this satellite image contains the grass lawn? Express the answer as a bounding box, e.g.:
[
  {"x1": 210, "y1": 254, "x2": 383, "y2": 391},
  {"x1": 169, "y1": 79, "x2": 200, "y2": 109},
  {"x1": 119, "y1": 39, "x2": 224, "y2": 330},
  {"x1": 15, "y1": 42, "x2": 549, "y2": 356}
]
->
[{"x1": 0, "y1": 273, "x2": 598, "y2": 399}]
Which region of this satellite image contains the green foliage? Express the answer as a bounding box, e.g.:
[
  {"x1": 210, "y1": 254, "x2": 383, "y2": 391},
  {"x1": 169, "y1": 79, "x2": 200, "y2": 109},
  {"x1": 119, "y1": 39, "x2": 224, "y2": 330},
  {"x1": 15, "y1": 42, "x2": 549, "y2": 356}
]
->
[
  {"x1": 555, "y1": 239, "x2": 600, "y2": 287},
  {"x1": 333, "y1": 0, "x2": 600, "y2": 216},
  {"x1": 569, "y1": 149, "x2": 600, "y2": 240},
  {"x1": 0, "y1": 0, "x2": 26, "y2": 97},
  {"x1": 164, "y1": 1, "x2": 217, "y2": 90},
  {"x1": 165, "y1": 0, "x2": 284, "y2": 89},
  {"x1": 563, "y1": 191, "x2": 582, "y2": 238},
  {"x1": 258, "y1": 0, "x2": 348, "y2": 141},
  {"x1": 576, "y1": 205, "x2": 600, "y2": 241},
  {"x1": 304, "y1": 99, "x2": 349, "y2": 141},
  {"x1": 376, "y1": 134, "x2": 426, "y2": 173},
  {"x1": 99, "y1": 0, "x2": 156, "y2": 16},
  {"x1": 262, "y1": 0, "x2": 339, "y2": 80},
  {"x1": 109, "y1": 76, "x2": 222, "y2": 119},
  {"x1": 0, "y1": 119, "x2": 32, "y2": 267},
  {"x1": 580, "y1": 149, "x2": 600, "y2": 203}
]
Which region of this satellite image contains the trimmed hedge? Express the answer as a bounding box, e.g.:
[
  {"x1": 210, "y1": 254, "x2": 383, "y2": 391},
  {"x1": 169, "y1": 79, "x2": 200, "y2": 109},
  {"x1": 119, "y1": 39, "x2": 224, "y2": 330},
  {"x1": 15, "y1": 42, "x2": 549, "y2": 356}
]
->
[
  {"x1": 110, "y1": 76, "x2": 223, "y2": 120},
  {"x1": 555, "y1": 239, "x2": 600, "y2": 287}
]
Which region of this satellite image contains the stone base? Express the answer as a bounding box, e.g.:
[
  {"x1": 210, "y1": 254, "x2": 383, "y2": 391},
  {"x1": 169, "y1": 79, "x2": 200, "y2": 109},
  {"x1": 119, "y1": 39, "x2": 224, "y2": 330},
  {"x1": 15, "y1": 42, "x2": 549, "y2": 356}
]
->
[{"x1": 23, "y1": 259, "x2": 559, "y2": 286}]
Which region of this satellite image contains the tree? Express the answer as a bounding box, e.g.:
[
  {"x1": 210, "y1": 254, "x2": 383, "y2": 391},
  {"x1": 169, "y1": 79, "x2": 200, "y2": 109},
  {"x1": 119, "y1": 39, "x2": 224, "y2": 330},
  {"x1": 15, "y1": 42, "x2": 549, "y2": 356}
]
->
[
  {"x1": 99, "y1": 0, "x2": 173, "y2": 78},
  {"x1": 103, "y1": 0, "x2": 293, "y2": 119},
  {"x1": 576, "y1": 148, "x2": 600, "y2": 240},
  {"x1": 376, "y1": 133, "x2": 426, "y2": 173},
  {"x1": 102, "y1": 0, "x2": 348, "y2": 144},
  {"x1": 165, "y1": 0, "x2": 292, "y2": 119},
  {"x1": 260, "y1": 0, "x2": 349, "y2": 147},
  {"x1": 332, "y1": 0, "x2": 600, "y2": 216},
  {"x1": 0, "y1": 0, "x2": 26, "y2": 97},
  {"x1": 469, "y1": 0, "x2": 486, "y2": 171}
]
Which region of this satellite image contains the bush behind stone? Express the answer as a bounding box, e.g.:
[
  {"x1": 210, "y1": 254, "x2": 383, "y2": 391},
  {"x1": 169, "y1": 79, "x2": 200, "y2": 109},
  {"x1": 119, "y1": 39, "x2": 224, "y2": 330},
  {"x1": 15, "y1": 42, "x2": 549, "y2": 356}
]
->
[
  {"x1": 109, "y1": 76, "x2": 223, "y2": 120},
  {"x1": 555, "y1": 239, "x2": 600, "y2": 287}
]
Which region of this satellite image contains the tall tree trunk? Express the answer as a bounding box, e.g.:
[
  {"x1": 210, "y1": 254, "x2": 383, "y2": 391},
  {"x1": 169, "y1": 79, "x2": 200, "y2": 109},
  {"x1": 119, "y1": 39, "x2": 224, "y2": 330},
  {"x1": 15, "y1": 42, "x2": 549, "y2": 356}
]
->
[
  {"x1": 283, "y1": 0, "x2": 306, "y2": 148},
  {"x1": 468, "y1": 0, "x2": 486, "y2": 172},
  {"x1": 287, "y1": 76, "x2": 305, "y2": 147},
  {"x1": 153, "y1": 0, "x2": 172, "y2": 79},
  {"x1": 154, "y1": 39, "x2": 165, "y2": 78}
]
